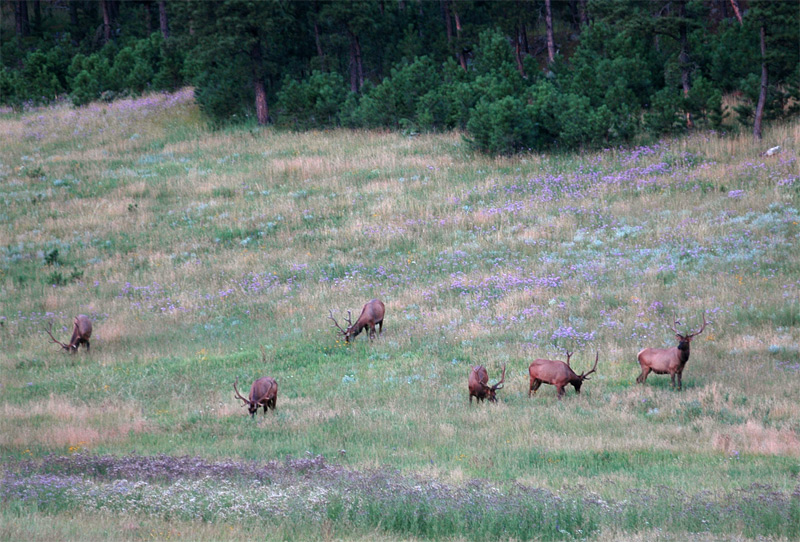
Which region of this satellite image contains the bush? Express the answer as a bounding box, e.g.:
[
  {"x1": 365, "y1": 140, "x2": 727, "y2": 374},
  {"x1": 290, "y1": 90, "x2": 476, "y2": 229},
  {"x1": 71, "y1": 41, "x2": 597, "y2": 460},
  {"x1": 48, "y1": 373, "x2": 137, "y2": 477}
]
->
[
  {"x1": 70, "y1": 70, "x2": 99, "y2": 107},
  {"x1": 276, "y1": 70, "x2": 347, "y2": 129},
  {"x1": 466, "y1": 95, "x2": 536, "y2": 155},
  {"x1": 355, "y1": 56, "x2": 440, "y2": 129}
]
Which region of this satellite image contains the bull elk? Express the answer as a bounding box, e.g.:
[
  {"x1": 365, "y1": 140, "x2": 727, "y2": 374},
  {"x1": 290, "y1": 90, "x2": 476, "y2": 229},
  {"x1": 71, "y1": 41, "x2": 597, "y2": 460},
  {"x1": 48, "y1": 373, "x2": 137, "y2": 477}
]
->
[
  {"x1": 45, "y1": 314, "x2": 92, "y2": 353},
  {"x1": 528, "y1": 350, "x2": 598, "y2": 399},
  {"x1": 636, "y1": 314, "x2": 707, "y2": 390},
  {"x1": 234, "y1": 376, "x2": 278, "y2": 417},
  {"x1": 468, "y1": 364, "x2": 506, "y2": 403},
  {"x1": 329, "y1": 299, "x2": 385, "y2": 343}
]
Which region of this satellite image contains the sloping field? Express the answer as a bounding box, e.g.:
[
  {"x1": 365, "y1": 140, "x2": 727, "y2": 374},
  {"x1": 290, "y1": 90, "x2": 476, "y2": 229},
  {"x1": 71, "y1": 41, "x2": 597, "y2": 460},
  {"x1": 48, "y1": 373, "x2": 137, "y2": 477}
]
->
[{"x1": 1, "y1": 90, "x2": 798, "y2": 540}]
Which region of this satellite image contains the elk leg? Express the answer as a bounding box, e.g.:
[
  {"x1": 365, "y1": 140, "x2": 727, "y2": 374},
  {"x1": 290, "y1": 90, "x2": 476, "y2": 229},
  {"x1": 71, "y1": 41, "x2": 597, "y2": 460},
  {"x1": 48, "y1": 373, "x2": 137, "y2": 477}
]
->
[
  {"x1": 636, "y1": 368, "x2": 650, "y2": 384},
  {"x1": 556, "y1": 386, "x2": 565, "y2": 400},
  {"x1": 676, "y1": 372, "x2": 682, "y2": 391},
  {"x1": 529, "y1": 379, "x2": 542, "y2": 397},
  {"x1": 85, "y1": 340, "x2": 90, "y2": 352},
  {"x1": 368, "y1": 324, "x2": 376, "y2": 339},
  {"x1": 377, "y1": 320, "x2": 383, "y2": 334}
]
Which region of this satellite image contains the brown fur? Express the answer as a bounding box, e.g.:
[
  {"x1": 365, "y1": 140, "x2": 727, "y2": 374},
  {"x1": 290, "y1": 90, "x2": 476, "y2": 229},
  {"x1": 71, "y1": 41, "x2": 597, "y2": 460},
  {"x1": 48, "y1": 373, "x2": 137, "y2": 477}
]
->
[
  {"x1": 234, "y1": 377, "x2": 278, "y2": 417},
  {"x1": 330, "y1": 299, "x2": 385, "y2": 343},
  {"x1": 468, "y1": 365, "x2": 505, "y2": 403},
  {"x1": 636, "y1": 314, "x2": 706, "y2": 390},
  {"x1": 528, "y1": 352, "x2": 598, "y2": 399},
  {"x1": 45, "y1": 314, "x2": 92, "y2": 353}
]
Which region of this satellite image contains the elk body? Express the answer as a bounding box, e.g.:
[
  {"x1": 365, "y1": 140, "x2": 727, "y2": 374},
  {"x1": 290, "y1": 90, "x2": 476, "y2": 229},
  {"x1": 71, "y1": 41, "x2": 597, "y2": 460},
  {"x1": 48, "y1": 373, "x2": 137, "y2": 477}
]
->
[
  {"x1": 329, "y1": 299, "x2": 385, "y2": 343},
  {"x1": 45, "y1": 314, "x2": 92, "y2": 353},
  {"x1": 636, "y1": 314, "x2": 707, "y2": 390},
  {"x1": 468, "y1": 364, "x2": 506, "y2": 403},
  {"x1": 528, "y1": 351, "x2": 598, "y2": 399},
  {"x1": 234, "y1": 377, "x2": 278, "y2": 417}
]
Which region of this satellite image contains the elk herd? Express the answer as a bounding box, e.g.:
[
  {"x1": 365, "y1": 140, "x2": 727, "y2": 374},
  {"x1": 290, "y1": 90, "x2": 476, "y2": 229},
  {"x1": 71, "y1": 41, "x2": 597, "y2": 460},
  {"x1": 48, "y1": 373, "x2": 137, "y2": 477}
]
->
[{"x1": 42, "y1": 301, "x2": 709, "y2": 416}]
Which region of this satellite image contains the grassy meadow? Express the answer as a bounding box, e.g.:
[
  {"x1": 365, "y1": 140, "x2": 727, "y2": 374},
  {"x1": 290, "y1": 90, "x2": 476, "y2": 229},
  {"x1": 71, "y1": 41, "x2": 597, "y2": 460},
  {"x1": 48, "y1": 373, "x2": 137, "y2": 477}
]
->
[{"x1": 1, "y1": 89, "x2": 799, "y2": 540}]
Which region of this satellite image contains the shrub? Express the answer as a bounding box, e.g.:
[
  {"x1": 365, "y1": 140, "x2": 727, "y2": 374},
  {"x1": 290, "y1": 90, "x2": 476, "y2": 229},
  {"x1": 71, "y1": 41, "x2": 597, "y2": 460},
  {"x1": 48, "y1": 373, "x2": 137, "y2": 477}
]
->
[{"x1": 466, "y1": 95, "x2": 536, "y2": 155}]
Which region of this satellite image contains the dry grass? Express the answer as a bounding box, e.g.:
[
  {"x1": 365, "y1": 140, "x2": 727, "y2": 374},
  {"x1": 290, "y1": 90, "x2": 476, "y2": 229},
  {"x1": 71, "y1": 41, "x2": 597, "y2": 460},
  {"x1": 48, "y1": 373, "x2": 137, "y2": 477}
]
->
[{"x1": 0, "y1": 395, "x2": 147, "y2": 450}]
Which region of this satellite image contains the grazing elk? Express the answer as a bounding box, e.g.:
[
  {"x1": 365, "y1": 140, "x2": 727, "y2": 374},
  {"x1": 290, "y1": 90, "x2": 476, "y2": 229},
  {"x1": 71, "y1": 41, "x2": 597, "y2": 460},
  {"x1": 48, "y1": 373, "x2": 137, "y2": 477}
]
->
[
  {"x1": 468, "y1": 364, "x2": 506, "y2": 403},
  {"x1": 528, "y1": 350, "x2": 598, "y2": 399},
  {"x1": 636, "y1": 314, "x2": 707, "y2": 390},
  {"x1": 233, "y1": 376, "x2": 278, "y2": 417},
  {"x1": 329, "y1": 299, "x2": 385, "y2": 343},
  {"x1": 45, "y1": 314, "x2": 92, "y2": 353}
]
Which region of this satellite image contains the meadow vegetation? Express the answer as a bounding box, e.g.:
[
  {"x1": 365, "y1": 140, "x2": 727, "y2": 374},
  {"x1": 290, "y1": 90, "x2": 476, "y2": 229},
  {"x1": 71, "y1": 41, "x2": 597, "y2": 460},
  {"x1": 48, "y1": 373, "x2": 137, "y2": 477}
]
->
[{"x1": 1, "y1": 90, "x2": 798, "y2": 540}]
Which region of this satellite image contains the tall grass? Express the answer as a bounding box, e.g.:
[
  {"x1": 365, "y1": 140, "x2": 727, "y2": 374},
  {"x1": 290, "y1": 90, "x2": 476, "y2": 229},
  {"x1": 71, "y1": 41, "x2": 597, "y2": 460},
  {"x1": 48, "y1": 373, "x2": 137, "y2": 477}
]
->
[{"x1": 1, "y1": 90, "x2": 798, "y2": 540}]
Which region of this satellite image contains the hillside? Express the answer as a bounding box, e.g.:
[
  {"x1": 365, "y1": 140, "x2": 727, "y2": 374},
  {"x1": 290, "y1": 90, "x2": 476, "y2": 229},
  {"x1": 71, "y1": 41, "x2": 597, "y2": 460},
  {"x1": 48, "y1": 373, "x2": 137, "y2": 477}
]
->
[{"x1": 1, "y1": 90, "x2": 798, "y2": 540}]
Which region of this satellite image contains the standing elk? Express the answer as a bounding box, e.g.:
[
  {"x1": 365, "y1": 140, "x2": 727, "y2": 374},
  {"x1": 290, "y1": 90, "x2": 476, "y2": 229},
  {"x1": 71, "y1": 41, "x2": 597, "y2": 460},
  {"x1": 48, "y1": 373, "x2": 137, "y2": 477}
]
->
[
  {"x1": 636, "y1": 314, "x2": 707, "y2": 390},
  {"x1": 528, "y1": 350, "x2": 598, "y2": 399},
  {"x1": 45, "y1": 314, "x2": 92, "y2": 353},
  {"x1": 234, "y1": 376, "x2": 278, "y2": 417},
  {"x1": 468, "y1": 364, "x2": 506, "y2": 403},
  {"x1": 329, "y1": 299, "x2": 385, "y2": 343}
]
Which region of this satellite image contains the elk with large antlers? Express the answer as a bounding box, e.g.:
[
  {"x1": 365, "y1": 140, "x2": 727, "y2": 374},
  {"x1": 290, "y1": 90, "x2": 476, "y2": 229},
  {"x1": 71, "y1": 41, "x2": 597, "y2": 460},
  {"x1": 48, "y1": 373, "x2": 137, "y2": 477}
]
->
[
  {"x1": 636, "y1": 314, "x2": 707, "y2": 390},
  {"x1": 329, "y1": 299, "x2": 385, "y2": 343},
  {"x1": 234, "y1": 376, "x2": 278, "y2": 417},
  {"x1": 528, "y1": 350, "x2": 598, "y2": 399},
  {"x1": 468, "y1": 364, "x2": 506, "y2": 403},
  {"x1": 45, "y1": 315, "x2": 92, "y2": 353}
]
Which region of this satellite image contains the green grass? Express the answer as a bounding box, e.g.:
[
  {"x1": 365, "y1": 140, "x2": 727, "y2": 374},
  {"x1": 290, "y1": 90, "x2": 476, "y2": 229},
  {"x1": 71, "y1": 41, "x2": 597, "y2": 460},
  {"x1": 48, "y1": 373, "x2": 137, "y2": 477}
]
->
[{"x1": 1, "y1": 90, "x2": 799, "y2": 540}]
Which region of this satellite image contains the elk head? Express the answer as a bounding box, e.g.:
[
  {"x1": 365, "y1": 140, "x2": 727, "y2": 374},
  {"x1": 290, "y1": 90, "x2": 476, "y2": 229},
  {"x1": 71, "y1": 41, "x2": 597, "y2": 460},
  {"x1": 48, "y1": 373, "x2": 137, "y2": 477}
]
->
[
  {"x1": 669, "y1": 313, "x2": 707, "y2": 351},
  {"x1": 469, "y1": 364, "x2": 505, "y2": 403},
  {"x1": 567, "y1": 350, "x2": 598, "y2": 393},
  {"x1": 233, "y1": 377, "x2": 260, "y2": 417},
  {"x1": 328, "y1": 309, "x2": 355, "y2": 343},
  {"x1": 484, "y1": 363, "x2": 506, "y2": 402},
  {"x1": 44, "y1": 315, "x2": 92, "y2": 353}
]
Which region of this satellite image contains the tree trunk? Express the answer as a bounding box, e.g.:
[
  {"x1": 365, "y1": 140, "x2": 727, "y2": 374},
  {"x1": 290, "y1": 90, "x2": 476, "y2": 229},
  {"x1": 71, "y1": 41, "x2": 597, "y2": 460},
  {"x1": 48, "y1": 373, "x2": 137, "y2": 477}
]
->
[
  {"x1": 348, "y1": 28, "x2": 360, "y2": 93},
  {"x1": 313, "y1": 1, "x2": 326, "y2": 71},
  {"x1": 579, "y1": 0, "x2": 588, "y2": 27},
  {"x1": 101, "y1": 0, "x2": 111, "y2": 43},
  {"x1": 728, "y1": 0, "x2": 743, "y2": 25},
  {"x1": 441, "y1": 0, "x2": 453, "y2": 45},
  {"x1": 678, "y1": 0, "x2": 693, "y2": 129},
  {"x1": 545, "y1": 0, "x2": 555, "y2": 64},
  {"x1": 515, "y1": 25, "x2": 526, "y2": 78},
  {"x1": 15, "y1": 0, "x2": 30, "y2": 38},
  {"x1": 251, "y1": 41, "x2": 270, "y2": 125},
  {"x1": 33, "y1": 0, "x2": 41, "y2": 34},
  {"x1": 451, "y1": 1, "x2": 466, "y2": 70},
  {"x1": 69, "y1": 0, "x2": 78, "y2": 28},
  {"x1": 354, "y1": 33, "x2": 364, "y2": 90},
  {"x1": 143, "y1": 1, "x2": 152, "y2": 35},
  {"x1": 753, "y1": 24, "x2": 767, "y2": 140},
  {"x1": 158, "y1": 0, "x2": 169, "y2": 39}
]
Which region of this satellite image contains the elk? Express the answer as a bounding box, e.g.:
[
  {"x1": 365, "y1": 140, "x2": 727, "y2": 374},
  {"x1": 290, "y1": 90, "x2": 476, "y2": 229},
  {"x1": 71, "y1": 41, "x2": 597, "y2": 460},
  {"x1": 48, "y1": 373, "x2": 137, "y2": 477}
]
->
[
  {"x1": 528, "y1": 350, "x2": 598, "y2": 399},
  {"x1": 636, "y1": 314, "x2": 707, "y2": 390},
  {"x1": 468, "y1": 364, "x2": 506, "y2": 403},
  {"x1": 328, "y1": 299, "x2": 385, "y2": 343},
  {"x1": 45, "y1": 314, "x2": 92, "y2": 353},
  {"x1": 233, "y1": 376, "x2": 278, "y2": 417}
]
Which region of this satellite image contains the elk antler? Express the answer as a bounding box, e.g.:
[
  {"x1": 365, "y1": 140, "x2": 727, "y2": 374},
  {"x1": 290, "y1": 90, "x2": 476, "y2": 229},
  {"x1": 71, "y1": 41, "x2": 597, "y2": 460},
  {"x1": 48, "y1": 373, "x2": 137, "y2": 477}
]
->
[
  {"x1": 668, "y1": 313, "x2": 686, "y2": 336},
  {"x1": 328, "y1": 310, "x2": 349, "y2": 336},
  {"x1": 687, "y1": 313, "x2": 707, "y2": 338},
  {"x1": 580, "y1": 352, "x2": 599, "y2": 380},
  {"x1": 492, "y1": 364, "x2": 506, "y2": 390},
  {"x1": 44, "y1": 321, "x2": 69, "y2": 350},
  {"x1": 233, "y1": 377, "x2": 251, "y2": 406},
  {"x1": 564, "y1": 350, "x2": 574, "y2": 369}
]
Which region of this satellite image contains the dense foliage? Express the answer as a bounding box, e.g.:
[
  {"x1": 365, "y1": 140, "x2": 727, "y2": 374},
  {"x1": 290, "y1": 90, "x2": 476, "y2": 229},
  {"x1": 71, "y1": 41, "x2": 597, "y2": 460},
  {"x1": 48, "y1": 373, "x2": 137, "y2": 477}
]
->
[{"x1": 1, "y1": 0, "x2": 797, "y2": 153}]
